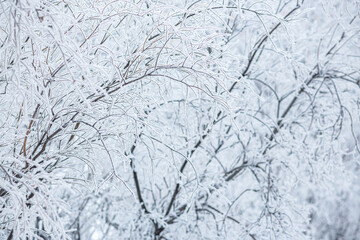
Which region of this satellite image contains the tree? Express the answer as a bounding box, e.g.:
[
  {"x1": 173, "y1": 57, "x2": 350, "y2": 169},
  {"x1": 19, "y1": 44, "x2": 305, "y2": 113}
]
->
[{"x1": 1, "y1": 0, "x2": 360, "y2": 239}]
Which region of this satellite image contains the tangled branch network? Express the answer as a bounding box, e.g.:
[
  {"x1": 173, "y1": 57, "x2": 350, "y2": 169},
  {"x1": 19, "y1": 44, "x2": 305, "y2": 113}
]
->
[{"x1": 0, "y1": 0, "x2": 360, "y2": 239}]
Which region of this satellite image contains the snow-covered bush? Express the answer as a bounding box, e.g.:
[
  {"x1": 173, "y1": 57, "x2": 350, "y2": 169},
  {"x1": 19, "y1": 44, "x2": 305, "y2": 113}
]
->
[{"x1": 0, "y1": 0, "x2": 359, "y2": 239}]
